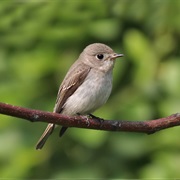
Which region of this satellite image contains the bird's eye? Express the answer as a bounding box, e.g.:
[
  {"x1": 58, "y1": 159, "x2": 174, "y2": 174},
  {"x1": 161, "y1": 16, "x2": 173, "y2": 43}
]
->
[{"x1": 96, "y1": 54, "x2": 104, "y2": 60}]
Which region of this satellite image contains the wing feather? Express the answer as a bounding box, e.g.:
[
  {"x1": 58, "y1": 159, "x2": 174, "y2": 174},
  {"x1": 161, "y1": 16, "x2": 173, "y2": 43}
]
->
[
  {"x1": 36, "y1": 61, "x2": 91, "y2": 149},
  {"x1": 53, "y1": 62, "x2": 91, "y2": 113}
]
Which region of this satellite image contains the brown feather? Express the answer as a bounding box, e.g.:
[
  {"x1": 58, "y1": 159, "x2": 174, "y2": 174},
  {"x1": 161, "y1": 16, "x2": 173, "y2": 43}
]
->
[
  {"x1": 36, "y1": 62, "x2": 91, "y2": 149},
  {"x1": 53, "y1": 62, "x2": 91, "y2": 113}
]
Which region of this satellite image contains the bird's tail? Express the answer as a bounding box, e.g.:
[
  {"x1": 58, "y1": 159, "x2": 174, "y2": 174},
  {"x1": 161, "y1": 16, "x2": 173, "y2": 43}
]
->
[
  {"x1": 59, "y1": 126, "x2": 68, "y2": 137},
  {"x1": 36, "y1": 123, "x2": 55, "y2": 150}
]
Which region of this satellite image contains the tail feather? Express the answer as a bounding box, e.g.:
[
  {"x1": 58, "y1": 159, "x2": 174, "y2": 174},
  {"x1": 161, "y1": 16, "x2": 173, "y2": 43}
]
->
[
  {"x1": 36, "y1": 123, "x2": 55, "y2": 150},
  {"x1": 59, "y1": 127, "x2": 68, "y2": 137}
]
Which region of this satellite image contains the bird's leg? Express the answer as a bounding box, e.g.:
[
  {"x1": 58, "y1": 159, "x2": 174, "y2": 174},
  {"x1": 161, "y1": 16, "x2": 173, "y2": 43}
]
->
[
  {"x1": 88, "y1": 113, "x2": 101, "y2": 119},
  {"x1": 76, "y1": 113, "x2": 104, "y2": 127},
  {"x1": 76, "y1": 113, "x2": 90, "y2": 126},
  {"x1": 88, "y1": 114, "x2": 104, "y2": 126}
]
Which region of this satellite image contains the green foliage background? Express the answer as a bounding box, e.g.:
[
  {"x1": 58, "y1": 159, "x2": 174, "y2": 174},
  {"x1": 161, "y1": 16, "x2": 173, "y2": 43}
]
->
[{"x1": 0, "y1": 0, "x2": 180, "y2": 179}]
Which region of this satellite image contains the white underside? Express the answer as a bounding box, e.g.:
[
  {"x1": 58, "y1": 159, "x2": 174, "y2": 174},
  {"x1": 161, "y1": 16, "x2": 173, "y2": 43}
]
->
[{"x1": 62, "y1": 68, "x2": 113, "y2": 115}]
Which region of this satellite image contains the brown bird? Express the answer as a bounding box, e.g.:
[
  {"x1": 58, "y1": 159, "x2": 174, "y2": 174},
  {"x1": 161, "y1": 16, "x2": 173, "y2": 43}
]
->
[{"x1": 36, "y1": 43, "x2": 123, "y2": 149}]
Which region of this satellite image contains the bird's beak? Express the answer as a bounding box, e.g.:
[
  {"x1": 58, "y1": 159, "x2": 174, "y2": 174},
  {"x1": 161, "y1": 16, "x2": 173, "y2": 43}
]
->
[{"x1": 111, "y1": 53, "x2": 124, "y2": 60}]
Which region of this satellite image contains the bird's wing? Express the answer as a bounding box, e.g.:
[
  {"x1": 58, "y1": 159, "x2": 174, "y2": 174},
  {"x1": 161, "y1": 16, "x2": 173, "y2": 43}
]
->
[
  {"x1": 36, "y1": 62, "x2": 91, "y2": 149},
  {"x1": 53, "y1": 62, "x2": 91, "y2": 113}
]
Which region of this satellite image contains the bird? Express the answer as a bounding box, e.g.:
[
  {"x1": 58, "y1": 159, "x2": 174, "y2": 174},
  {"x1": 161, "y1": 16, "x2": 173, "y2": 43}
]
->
[{"x1": 36, "y1": 43, "x2": 124, "y2": 149}]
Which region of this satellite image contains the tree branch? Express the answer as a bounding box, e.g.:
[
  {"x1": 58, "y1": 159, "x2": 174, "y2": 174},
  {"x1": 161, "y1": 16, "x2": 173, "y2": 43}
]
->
[{"x1": 0, "y1": 102, "x2": 180, "y2": 134}]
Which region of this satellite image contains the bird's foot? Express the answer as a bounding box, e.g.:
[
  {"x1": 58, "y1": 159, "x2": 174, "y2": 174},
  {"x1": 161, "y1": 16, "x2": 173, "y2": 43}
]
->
[
  {"x1": 77, "y1": 113, "x2": 90, "y2": 126},
  {"x1": 88, "y1": 114, "x2": 104, "y2": 126}
]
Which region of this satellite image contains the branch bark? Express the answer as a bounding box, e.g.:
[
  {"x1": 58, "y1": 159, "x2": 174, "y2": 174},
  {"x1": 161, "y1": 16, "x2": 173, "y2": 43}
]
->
[{"x1": 0, "y1": 102, "x2": 180, "y2": 134}]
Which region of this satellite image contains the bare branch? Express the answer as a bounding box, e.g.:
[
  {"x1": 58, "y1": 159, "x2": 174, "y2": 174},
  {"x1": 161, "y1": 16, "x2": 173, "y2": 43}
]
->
[{"x1": 0, "y1": 102, "x2": 180, "y2": 134}]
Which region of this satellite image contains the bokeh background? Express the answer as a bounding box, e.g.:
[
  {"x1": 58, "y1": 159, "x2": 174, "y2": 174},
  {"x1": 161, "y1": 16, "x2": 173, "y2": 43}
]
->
[{"x1": 0, "y1": 0, "x2": 180, "y2": 179}]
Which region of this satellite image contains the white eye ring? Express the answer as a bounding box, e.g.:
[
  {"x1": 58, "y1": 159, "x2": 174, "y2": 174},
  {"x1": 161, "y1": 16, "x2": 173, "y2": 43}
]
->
[{"x1": 96, "y1": 54, "x2": 104, "y2": 60}]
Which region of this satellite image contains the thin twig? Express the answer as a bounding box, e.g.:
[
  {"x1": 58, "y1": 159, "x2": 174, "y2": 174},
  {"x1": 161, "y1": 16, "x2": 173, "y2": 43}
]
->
[{"x1": 0, "y1": 102, "x2": 180, "y2": 134}]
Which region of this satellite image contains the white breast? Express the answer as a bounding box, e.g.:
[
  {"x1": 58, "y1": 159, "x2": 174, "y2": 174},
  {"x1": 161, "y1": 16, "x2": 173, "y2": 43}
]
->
[{"x1": 62, "y1": 69, "x2": 113, "y2": 116}]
